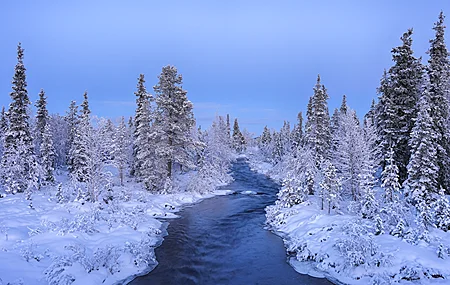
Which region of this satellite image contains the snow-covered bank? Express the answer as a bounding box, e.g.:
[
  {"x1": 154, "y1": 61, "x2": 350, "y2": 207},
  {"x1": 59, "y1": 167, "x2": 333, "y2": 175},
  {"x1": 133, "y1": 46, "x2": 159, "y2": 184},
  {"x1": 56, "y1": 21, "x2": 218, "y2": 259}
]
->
[
  {"x1": 0, "y1": 176, "x2": 233, "y2": 285},
  {"x1": 246, "y1": 150, "x2": 450, "y2": 285}
]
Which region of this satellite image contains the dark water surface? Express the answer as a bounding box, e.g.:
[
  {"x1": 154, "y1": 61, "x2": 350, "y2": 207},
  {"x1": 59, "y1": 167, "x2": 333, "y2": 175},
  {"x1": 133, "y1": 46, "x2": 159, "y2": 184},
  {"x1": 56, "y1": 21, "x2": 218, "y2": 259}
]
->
[{"x1": 129, "y1": 158, "x2": 332, "y2": 285}]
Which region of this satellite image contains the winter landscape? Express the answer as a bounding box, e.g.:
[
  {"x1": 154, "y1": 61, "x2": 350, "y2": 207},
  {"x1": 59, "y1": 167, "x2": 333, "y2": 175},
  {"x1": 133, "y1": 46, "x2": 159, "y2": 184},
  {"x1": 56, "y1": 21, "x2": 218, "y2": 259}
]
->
[{"x1": 1, "y1": 1, "x2": 450, "y2": 285}]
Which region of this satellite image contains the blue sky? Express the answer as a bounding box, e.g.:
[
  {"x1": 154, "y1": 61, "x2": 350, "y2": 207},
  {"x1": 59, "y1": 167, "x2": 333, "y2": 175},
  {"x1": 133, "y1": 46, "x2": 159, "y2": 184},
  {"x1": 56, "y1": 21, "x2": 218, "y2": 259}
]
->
[{"x1": 0, "y1": 1, "x2": 449, "y2": 134}]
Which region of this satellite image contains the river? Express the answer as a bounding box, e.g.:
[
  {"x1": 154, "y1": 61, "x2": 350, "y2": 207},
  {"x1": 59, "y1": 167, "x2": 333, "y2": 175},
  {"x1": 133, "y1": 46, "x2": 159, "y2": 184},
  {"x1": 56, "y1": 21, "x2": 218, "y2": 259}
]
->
[{"x1": 129, "y1": 158, "x2": 332, "y2": 285}]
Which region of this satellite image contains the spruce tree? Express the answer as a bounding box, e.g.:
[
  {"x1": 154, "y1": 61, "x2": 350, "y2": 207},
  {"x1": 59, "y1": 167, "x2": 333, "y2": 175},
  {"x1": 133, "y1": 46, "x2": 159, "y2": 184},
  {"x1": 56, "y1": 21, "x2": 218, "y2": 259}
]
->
[
  {"x1": 433, "y1": 187, "x2": 450, "y2": 231},
  {"x1": 1, "y1": 43, "x2": 38, "y2": 195},
  {"x1": 65, "y1": 101, "x2": 78, "y2": 170},
  {"x1": 232, "y1": 118, "x2": 245, "y2": 152},
  {"x1": 35, "y1": 89, "x2": 49, "y2": 153},
  {"x1": 291, "y1": 111, "x2": 303, "y2": 149},
  {"x1": 154, "y1": 65, "x2": 196, "y2": 179},
  {"x1": 132, "y1": 74, "x2": 154, "y2": 182},
  {"x1": 305, "y1": 75, "x2": 331, "y2": 166},
  {"x1": 404, "y1": 93, "x2": 439, "y2": 206},
  {"x1": 427, "y1": 12, "x2": 450, "y2": 191},
  {"x1": 113, "y1": 116, "x2": 129, "y2": 186},
  {"x1": 381, "y1": 147, "x2": 401, "y2": 203}
]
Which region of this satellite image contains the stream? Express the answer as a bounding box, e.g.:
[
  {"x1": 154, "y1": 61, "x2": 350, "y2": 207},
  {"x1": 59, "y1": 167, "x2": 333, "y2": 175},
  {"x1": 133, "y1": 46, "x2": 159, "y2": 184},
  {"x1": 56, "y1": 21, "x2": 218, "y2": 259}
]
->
[{"x1": 129, "y1": 158, "x2": 332, "y2": 285}]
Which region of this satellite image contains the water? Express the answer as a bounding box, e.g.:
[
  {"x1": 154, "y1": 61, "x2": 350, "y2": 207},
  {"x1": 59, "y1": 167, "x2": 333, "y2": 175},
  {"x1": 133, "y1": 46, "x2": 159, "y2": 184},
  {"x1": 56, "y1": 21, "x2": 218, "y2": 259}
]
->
[{"x1": 129, "y1": 158, "x2": 332, "y2": 285}]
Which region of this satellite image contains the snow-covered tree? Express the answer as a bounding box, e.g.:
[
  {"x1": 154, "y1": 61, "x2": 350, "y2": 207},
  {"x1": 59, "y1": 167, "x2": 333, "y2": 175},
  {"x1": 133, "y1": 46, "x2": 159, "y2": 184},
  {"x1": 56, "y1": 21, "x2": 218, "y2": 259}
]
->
[
  {"x1": 65, "y1": 101, "x2": 78, "y2": 169},
  {"x1": 153, "y1": 65, "x2": 196, "y2": 179},
  {"x1": 49, "y1": 114, "x2": 68, "y2": 168},
  {"x1": 305, "y1": 75, "x2": 331, "y2": 166},
  {"x1": 404, "y1": 93, "x2": 439, "y2": 206},
  {"x1": 291, "y1": 111, "x2": 303, "y2": 149},
  {"x1": 320, "y1": 161, "x2": 341, "y2": 214},
  {"x1": 232, "y1": 118, "x2": 246, "y2": 152},
  {"x1": 333, "y1": 109, "x2": 365, "y2": 201},
  {"x1": 381, "y1": 147, "x2": 401, "y2": 203},
  {"x1": 40, "y1": 122, "x2": 56, "y2": 183},
  {"x1": 427, "y1": 12, "x2": 450, "y2": 191},
  {"x1": 1, "y1": 43, "x2": 39, "y2": 195},
  {"x1": 70, "y1": 92, "x2": 92, "y2": 184},
  {"x1": 433, "y1": 187, "x2": 450, "y2": 231},
  {"x1": 113, "y1": 117, "x2": 129, "y2": 186}
]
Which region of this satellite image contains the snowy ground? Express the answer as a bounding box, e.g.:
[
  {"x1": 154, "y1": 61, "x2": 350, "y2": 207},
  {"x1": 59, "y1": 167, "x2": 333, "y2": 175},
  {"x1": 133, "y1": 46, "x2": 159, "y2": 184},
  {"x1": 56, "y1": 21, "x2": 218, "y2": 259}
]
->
[
  {"x1": 246, "y1": 151, "x2": 450, "y2": 285},
  {"x1": 0, "y1": 172, "x2": 233, "y2": 285}
]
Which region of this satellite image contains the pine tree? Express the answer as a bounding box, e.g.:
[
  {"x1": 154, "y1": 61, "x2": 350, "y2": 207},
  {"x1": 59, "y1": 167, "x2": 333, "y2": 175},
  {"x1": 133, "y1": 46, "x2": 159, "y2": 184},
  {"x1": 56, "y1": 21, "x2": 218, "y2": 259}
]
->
[
  {"x1": 381, "y1": 147, "x2": 401, "y2": 203},
  {"x1": 388, "y1": 29, "x2": 424, "y2": 182},
  {"x1": 35, "y1": 89, "x2": 49, "y2": 154},
  {"x1": 226, "y1": 114, "x2": 231, "y2": 139},
  {"x1": 340, "y1": 94, "x2": 348, "y2": 115},
  {"x1": 34, "y1": 89, "x2": 55, "y2": 183},
  {"x1": 133, "y1": 74, "x2": 153, "y2": 180},
  {"x1": 291, "y1": 111, "x2": 303, "y2": 149},
  {"x1": 305, "y1": 75, "x2": 331, "y2": 166},
  {"x1": 232, "y1": 118, "x2": 246, "y2": 152},
  {"x1": 427, "y1": 12, "x2": 450, "y2": 192},
  {"x1": 0, "y1": 107, "x2": 8, "y2": 156},
  {"x1": 1, "y1": 43, "x2": 38, "y2": 195},
  {"x1": 113, "y1": 117, "x2": 129, "y2": 186},
  {"x1": 153, "y1": 65, "x2": 196, "y2": 179},
  {"x1": 70, "y1": 92, "x2": 92, "y2": 185},
  {"x1": 404, "y1": 93, "x2": 439, "y2": 206},
  {"x1": 65, "y1": 101, "x2": 78, "y2": 170},
  {"x1": 40, "y1": 122, "x2": 56, "y2": 183},
  {"x1": 320, "y1": 161, "x2": 341, "y2": 214},
  {"x1": 433, "y1": 187, "x2": 450, "y2": 231}
]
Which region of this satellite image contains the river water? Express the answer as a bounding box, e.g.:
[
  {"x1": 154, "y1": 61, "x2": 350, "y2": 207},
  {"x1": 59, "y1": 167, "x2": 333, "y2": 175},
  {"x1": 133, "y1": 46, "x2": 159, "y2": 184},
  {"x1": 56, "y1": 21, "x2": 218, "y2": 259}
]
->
[{"x1": 129, "y1": 158, "x2": 332, "y2": 285}]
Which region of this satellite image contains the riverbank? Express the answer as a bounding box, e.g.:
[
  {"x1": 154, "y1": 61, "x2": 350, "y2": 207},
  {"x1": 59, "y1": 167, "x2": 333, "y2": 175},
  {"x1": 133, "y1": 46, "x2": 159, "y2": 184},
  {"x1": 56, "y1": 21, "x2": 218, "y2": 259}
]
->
[
  {"x1": 246, "y1": 148, "x2": 450, "y2": 285},
  {"x1": 0, "y1": 172, "x2": 233, "y2": 285}
]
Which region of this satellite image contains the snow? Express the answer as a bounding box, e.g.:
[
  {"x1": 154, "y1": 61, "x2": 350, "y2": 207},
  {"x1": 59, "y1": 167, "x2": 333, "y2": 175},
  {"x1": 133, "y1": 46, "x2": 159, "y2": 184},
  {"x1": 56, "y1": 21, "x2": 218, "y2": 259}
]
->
[
  {"x1": 0, "y1": 173, "x2": 232, "y2": 285},
  {"x1": 249, "y1": 154, "x2": 450, "y2": 285},
  {"x1": 241, "y1": 190, "x2": 257, "y2": 195}
]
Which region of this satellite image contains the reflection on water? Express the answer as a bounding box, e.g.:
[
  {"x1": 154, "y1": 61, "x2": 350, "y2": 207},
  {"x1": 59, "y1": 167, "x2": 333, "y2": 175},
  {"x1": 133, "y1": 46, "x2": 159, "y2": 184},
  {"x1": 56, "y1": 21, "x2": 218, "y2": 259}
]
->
[{"x1": 129, "y1": 158, "x2": 332, "y2": 285}]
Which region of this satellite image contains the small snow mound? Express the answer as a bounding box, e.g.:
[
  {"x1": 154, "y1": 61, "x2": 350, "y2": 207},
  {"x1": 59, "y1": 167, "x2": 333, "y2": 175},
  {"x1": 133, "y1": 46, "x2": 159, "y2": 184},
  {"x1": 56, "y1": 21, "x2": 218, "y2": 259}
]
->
[
  {"x1": 241, "y1": 190, "x2": 257, "y2": 195},
  {"x1": 214, "y1": 190, "x2": 235, "y2": 196}
]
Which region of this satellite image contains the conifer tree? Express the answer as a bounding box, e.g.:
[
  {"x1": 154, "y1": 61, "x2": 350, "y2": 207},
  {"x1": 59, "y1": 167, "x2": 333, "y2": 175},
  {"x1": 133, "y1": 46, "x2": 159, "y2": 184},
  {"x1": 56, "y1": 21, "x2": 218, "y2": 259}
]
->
[
  {"x1": 113, "y1": 117, "x2": 129, "y2": 186},
  {"x1": 305, "y1": 75, "x2": 331, "y2": 166},
  {"x1": 154, "y1": 65, "x2": 196, "y2": 179},
  {"x1": 320, "y1": 161, "x2": 341, "y2": 214},
  {"x1": 427, "y1": 12, "x2": 450, "y2": 191},
  {"x1": 433, "y1": 187, "x2": 450, "y2": 231},
  {"x1": 40, "y1": 122, "x2": 56, "y2": 183},
  {"x1": 1, "y1": 43, "x2": 38, "y2": 195},
  {"x1": 381, "y1": 147, "x2": 401, "y2": 203},
  {"x1": 404, "y1": 93, "x2": 439, "y2": 206},
  {"x1": 291, "y1": 111, "x2": 303, "y2": 149},
  {"x1": 65, "y1": 101, "x2": 78, "y2": 170},
  {"x1": 133, "y1": 74, "x2": 152, "y2": 180},
  {"x1": 70, "y1": 92, "x2": 92, "y2": 184},
  {"x1": 35, "y1": 89, "x2": 49, "y2": 153},
  {"x1": 232, "y1": 118, "x2": 246, "y2": 152},
  {"x1": 0, "y1": 107, "x2": 7, "y2": 156}
]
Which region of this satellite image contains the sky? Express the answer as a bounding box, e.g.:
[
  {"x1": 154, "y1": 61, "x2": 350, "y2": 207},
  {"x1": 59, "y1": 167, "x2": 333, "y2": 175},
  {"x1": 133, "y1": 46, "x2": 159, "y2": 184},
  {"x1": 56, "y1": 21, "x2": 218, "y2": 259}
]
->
[{"x1": 0, "y1": 1, "x2": 449, "y2": 134}]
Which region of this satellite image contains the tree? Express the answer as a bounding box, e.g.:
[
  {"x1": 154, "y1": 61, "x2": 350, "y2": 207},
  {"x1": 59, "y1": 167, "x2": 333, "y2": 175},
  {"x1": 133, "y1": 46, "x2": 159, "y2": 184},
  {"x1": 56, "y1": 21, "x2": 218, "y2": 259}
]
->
[
  {"x1": 0, "y1": 107, "x2": 8, "y2": 156},
  {"x1": 232, "y1": 118, "x2": 246, "y2": 152},
  {"x1": 381, "y1": 147, "x2": 401, "y2": 204},
  {"x1": 427, "y1": 12, "x2": 450, "y2": 192},
  {"x1": 291, "y1": 111, "x2": 303, "y2": 149},
  {"x1": 132, "y1": 74, "x2": 153, "y2": 181},
  {"x1": 35, "y1": 89, "x2": 49, "y2": 154},
  {"x1": 433, "y1": 187, "x2": 450, "y2": 231},
  {"x1": 40, "y1": 122, "x2": 56, "y2": 183},
  {"x1": 70, "y1": 92, "x2": 92, "y2": 184},
  {"x1": 320, "y1": 161, "x2": 341, "y2": 214},
  {"x1": 404, "y1": 93, "x2": 439, "y2": 206},
  {"x1": 65, "y1": 101, "x2": 78, "y2": 170},
  {"x1": 35, "y1": 89, "x2": 55, "y2": 183},
  {"x1": 305, "y1": 75, "x2": 331, "y2": 166},
  {"x1": 388, "y1": 29, "x2": 424, "y2": 182},
  {"x1": 113, "y1": 117, "x2": 129, "y2": 186},
  {"x1": 1, "y1": 43, "x2": 38, "y2": 195},
  {"x1": 153, "y1": 65, "x2": 196, "y2": 179}
]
